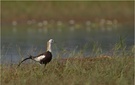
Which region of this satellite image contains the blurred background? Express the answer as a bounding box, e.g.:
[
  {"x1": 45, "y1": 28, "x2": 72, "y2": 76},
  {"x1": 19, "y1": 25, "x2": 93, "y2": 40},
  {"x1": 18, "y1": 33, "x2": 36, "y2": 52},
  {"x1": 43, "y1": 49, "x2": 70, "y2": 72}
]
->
[{"x1": 1, "y1": 1, "x2": 134, "y2": 64}]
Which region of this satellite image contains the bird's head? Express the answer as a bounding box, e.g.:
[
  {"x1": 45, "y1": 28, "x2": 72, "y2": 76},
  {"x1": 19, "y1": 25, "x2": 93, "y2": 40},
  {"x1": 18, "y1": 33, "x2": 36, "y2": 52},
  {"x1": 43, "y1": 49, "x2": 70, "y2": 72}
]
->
[{"x1": 48, "y1": 39, "x2": 54, "y2": 44}]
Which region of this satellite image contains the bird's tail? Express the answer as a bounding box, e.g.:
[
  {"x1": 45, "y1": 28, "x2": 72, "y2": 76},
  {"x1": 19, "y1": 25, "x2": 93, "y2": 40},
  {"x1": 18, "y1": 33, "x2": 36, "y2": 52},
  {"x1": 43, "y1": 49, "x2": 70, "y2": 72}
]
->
[{"x1": 17, "y1": 55, "x2": 32, "y2": 67}]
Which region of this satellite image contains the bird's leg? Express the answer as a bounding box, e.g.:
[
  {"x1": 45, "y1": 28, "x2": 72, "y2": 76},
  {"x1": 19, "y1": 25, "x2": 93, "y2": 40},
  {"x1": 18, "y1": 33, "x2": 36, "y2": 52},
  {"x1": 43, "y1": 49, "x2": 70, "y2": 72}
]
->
[
  {"x1": 42, "y1": 64, "x2": 47, "y2": 74},
  {"x1": 44, "y1": 64, "x2": 46, "y2": 68}
]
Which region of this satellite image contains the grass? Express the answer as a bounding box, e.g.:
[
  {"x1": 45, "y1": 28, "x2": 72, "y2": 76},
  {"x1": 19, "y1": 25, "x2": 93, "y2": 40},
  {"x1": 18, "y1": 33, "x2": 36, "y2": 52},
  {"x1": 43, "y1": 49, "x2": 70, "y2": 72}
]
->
[
  {"x1": 1, "y1": 50, "x2": 134, "y2": 85},
  {"x1": 1, "y1": 37, "x2": 134, "y2": 85}
]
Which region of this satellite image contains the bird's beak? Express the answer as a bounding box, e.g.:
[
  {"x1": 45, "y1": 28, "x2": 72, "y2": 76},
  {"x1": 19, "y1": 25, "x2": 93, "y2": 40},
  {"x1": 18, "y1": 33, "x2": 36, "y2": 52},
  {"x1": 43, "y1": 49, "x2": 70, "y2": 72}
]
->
[
  {"x1": 53, "y1": 40, "x2": 55, "y2": 43},
  {"x1": 53, "y1": 41, "x2": 56, "y2": 43}
]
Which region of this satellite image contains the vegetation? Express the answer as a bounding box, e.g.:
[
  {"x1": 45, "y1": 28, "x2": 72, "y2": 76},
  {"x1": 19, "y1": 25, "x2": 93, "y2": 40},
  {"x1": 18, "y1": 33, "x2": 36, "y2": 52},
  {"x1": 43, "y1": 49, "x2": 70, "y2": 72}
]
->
[
  {"x1": 1, "y1": 43, "x2": 134, "y2": 85},
  {"x1": 1, "y1": 1, "x2": 134, "y2": 24},
  {"x1": 1, "y1": 56, "x2": 134, "y2": 85}
]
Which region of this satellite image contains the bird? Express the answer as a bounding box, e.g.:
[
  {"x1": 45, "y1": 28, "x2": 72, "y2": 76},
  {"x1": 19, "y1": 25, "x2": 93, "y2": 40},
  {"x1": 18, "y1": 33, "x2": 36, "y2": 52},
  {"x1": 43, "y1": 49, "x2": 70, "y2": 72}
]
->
[{"x1": 17, "y1": 39, "x2": 54, "y2": 67}]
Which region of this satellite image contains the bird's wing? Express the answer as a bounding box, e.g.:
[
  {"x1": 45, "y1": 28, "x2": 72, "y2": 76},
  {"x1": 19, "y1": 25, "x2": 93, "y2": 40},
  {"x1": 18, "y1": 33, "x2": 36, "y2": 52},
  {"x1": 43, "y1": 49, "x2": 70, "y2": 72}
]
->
[{"x1": 34, "y1": 55, "x2": 46, "y2": 62}]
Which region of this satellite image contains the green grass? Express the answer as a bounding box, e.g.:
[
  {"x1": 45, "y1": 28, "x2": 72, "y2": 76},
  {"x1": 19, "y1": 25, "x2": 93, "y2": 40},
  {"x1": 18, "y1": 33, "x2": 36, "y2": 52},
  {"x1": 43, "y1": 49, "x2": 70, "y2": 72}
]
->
[
  {"x1": 1, "y1": 39, "x2": 134, "y2": 85},
  {"x1": 1, "y1": 55, "x2": 134, "y2": 85}
]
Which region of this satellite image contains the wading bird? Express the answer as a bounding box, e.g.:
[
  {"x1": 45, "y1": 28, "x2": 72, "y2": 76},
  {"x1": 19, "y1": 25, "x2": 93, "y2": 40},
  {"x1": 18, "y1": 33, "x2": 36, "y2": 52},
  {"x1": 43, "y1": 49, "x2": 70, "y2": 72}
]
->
[{"x1": 18, "y1": 39, "x2": 54, "y2": 67}]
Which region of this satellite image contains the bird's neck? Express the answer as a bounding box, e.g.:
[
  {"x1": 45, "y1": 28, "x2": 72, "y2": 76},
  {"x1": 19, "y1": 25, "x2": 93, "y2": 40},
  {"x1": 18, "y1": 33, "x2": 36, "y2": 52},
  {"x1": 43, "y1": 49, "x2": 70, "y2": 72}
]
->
[{"x1": 47, "y1": 42, "x2": 52, "y2": 52}]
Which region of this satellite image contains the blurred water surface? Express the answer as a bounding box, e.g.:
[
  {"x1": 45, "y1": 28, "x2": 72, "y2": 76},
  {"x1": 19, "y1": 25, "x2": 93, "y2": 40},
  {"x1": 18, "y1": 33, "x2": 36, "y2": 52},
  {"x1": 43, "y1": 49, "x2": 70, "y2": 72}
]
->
[{"x1": 1, "y1": 24, "x2": 134, "y2": 64}]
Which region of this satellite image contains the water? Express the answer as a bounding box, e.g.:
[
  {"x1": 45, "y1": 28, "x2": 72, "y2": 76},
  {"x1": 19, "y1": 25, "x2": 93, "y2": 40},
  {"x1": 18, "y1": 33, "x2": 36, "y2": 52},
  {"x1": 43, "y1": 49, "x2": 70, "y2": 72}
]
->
[{"x1": 1, "y1": 24, "x2": 134, "y2": 64}]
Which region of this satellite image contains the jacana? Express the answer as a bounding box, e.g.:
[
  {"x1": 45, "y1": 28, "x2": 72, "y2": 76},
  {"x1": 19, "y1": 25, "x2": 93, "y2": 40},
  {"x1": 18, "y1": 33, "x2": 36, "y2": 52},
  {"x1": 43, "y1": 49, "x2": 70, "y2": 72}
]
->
[{"x1": 18, "y1": 39, "x2": 54, "y2": 67}]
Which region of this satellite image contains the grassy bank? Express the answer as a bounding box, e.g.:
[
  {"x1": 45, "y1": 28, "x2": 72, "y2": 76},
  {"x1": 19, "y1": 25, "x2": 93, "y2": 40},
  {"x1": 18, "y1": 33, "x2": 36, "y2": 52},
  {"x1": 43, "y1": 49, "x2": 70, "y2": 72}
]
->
[
  {"x1": 2, "y1": 1, "x2": 134, "y2": 24},
  {"x1": 1, "y1": 55, "x2": 134, "y2": 85}
]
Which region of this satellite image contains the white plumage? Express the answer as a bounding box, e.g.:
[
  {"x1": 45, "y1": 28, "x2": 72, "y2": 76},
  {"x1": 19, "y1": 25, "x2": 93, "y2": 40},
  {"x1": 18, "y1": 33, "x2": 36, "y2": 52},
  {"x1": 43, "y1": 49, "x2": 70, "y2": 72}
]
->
[{"x1": 34, "y1": 55, "x2": 46, "y2": 61}]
